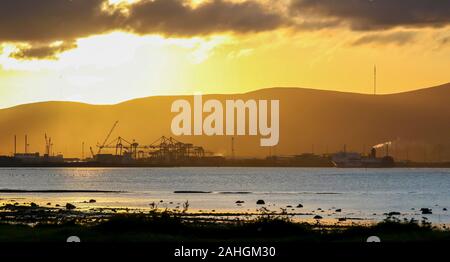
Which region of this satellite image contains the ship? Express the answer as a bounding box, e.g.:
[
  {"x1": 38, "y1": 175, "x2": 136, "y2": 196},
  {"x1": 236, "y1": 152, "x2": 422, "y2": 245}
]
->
[{"x1": 332, "y1": 147, "x2": 394, "y2": 168}]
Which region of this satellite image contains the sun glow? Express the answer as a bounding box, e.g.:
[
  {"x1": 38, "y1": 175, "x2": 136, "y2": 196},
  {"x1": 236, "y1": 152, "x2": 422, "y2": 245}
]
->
[{"x1": 0, "y1": 32, "x2": 230, "y2": 107}]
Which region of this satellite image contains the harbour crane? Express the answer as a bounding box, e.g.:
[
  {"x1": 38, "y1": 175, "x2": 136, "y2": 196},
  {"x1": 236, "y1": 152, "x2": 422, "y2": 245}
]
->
[
  {"x1": 96, "y1": 121, "x2": 119, "y2": 155},
  {"x1": 44, "y1": 133, "x2": 53, "y2": 156},
  {"x1": 101, "y1": 136, "x2": 139, "y2": 158},
  {"x1": 90, "y1": 146, "x2": 95, "y2": 158}
]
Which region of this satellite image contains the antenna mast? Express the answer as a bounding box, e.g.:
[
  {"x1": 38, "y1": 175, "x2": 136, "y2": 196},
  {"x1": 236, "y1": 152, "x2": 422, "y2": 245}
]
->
[{"x1": 374, "y1": 65, "x2": 377, "y2": 95}]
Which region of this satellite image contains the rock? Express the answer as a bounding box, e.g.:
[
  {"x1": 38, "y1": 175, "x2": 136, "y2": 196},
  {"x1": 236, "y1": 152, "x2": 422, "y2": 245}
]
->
[
  {"x1": 55, "y1": 204, "x2": 60, "y2": 207},
  {"x1": 335, "y1": 209, "x2": 342, "y2": 212},
  {"x1": 256, "y1": 200, "x2": 265, "y2": 205},
  {"x1": 313, "y1": 215, "x2": 323, "y2": 220},
  {"x1": 420, "y1": 208, "x2": 432, "y2": 214},
  {"x1": 30, "y1": 202, "x2": 38, "y2": 208},
  {"x1": 338, "y1": 218, "x2": 347, "y2": 222},
  {"x1": 66, "y1": 203, "x2": 76, "y2": 210},
  {"x1": 46, "y1": 202, "x2": 51, "y2": 206},
  {"x1": 235, "y1": 200, "x2": 245, "y2": 204},
  {"x1": 443, "y1": 208, "x2": 447, "y2": 211},
  {"x1": 388, "y1": 211, "x2": 401, "y2": 216},
  {"x1": 89, "y1": 199, "x2": 96, "y2": 203},
  {"x1": 317, "y1": 208, "x2": 322, "y2": 210},
  {"x1": 296, "y1": 204, "x2": 303, "y2": 208},
  {"x1": 286, "y1": 205, "x2": 292, "y2": 208}
]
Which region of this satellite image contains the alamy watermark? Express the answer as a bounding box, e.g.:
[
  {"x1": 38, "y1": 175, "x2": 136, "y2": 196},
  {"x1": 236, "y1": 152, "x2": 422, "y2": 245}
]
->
[{"x1": 171, "y1": 94, "x2": 280, "y2": 146}]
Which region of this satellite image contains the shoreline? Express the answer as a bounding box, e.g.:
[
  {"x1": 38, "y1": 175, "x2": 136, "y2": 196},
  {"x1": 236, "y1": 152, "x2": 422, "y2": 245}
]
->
[
  {"x1": 0, "y1": 203, "x2": 449, "y2": 243},
  {"x1": 2, "y1": 189, "x2": 449, "y2": 227},
  {"x1": 0, "y1": 201, "x2": 446, "y2": 228},
  {"x1": 1, "y1": 162, "x2": 450, "y2": 168}
]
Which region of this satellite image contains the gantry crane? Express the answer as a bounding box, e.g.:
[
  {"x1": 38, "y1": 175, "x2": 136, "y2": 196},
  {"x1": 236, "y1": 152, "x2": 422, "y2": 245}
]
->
[{"x1": 96, "y1": 121, "x2": 119, "y2": 155}]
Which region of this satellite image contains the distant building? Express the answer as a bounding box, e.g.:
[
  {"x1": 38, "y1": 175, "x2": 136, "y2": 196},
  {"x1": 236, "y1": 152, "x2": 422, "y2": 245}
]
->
[
  {"x1": 13, "y1": 153, "x2": 64, "y2": 164},
  {"x1": 14, "y1": 153, "x2": 41, "y2": 163}
]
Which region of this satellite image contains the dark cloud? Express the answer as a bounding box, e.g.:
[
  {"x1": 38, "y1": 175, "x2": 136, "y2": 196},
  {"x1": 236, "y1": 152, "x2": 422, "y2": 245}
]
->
[
  {"x1": 352, "y1": 31, "x2": 417, "y2": 46},
  {"x1": 0, "y1": 0, "x2": 120, "y2": 59},
  {"x1": 291, "y1": 0, "x2": 450, "y2": 31},
  {"x1": 0, "y1": 0, "x2": 120, "y2": 43},
  {"x1": 125, "y1": 0, "x2": 287, "y2": 36},
  {"x1": 0, "y1": 0, "x2": 288, "y2": 59},
  {"x1": 10, "y1": 41, "x2": 77, "y2": 60},
  {"x1": 2, "y1": 0, "x2": 449, "y2": 60}
]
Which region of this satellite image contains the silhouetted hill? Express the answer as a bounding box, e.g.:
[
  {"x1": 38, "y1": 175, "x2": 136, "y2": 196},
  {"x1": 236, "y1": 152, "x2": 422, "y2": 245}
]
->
[{"x1": 1, "y1": 83, "x2": 449, "y2": 161}]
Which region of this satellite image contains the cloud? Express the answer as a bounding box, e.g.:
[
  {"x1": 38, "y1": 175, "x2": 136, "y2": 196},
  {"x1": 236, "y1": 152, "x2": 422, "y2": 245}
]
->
[
  {"x1": 291, "y1": 0, "x2": 450, "y2": 31},
  {"x1": 0, "y1": 0, "x2": 121, "y2": 59},
  {"x1": 0, "y1": 0, "x2": 289, "y2": 59},
  {"x1": 124, "y1": 0, "x2": 288, "y2": 36},
  {"x1": 9, "y1": 41, "x2": 78, "y2": 60},
  {"x1": 0, "y1": 0, "x2": 120, "y2": 43},
  {"x1": 352, "y1": 31, "x2": 417, "y2": 46},
  {"x1": 2, "y1": 0, "x2": 449, "y2": 60}
]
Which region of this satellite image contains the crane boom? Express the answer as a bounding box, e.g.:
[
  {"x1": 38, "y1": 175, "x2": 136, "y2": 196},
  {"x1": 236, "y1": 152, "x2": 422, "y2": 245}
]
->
[
  {"x1": 90, "y1": 146, "x2": 95, "y2": 158},
  {"x1": 97, "y1": 121, "x2": 119, "y2": 154}
]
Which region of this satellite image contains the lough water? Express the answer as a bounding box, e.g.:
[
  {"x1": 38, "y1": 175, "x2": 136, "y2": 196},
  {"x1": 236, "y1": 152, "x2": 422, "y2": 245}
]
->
[{"x1": 1, "y1": 167, "x2": 449, "y2": 224}]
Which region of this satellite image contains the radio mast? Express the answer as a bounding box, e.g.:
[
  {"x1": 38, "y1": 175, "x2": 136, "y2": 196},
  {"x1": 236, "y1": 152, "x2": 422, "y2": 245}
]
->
[{"x1": 374, "y1": 65, "x2": 377, "y2": 95}]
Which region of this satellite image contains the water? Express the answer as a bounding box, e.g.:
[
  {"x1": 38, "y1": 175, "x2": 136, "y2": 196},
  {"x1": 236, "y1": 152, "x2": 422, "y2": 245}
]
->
[{"x1": 1, "y1": 167, "x2": 449, "y2": 224}]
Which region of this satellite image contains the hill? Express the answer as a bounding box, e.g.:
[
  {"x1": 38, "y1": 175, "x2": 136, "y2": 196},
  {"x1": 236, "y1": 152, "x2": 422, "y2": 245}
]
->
[{"x1": 1, "y1": 83, "x2": 449, "y2": 161}]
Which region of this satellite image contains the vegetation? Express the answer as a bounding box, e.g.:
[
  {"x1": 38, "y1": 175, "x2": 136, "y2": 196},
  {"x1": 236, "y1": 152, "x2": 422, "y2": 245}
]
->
[{"x1": 0, "y1": 205, "x2": 449, "y2": 243}]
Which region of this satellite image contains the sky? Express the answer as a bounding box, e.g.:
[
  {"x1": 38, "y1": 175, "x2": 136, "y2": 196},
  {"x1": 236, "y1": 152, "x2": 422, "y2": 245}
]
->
[{"x1": 0, "y1": 0, "x2": 449, "y2": 108}]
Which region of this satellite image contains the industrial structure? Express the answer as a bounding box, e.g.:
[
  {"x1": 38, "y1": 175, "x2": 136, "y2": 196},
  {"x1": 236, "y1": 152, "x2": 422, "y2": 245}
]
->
[
  {"x1": 0, "y1": 122, "x2": 405, "y2": 167},
  {"x1": 331, "y1": 143, "x2": 395, "y2": 168},
  {"x1": 89, "y1": 121, "x2": 208, "y2": 164},
  {"x1": 11, "y1": 134, "x2": 64, "y2": 164}
]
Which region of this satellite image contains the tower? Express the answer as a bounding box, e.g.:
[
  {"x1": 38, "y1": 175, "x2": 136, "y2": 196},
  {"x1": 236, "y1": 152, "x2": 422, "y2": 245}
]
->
[{"x1": 374, "y1": 65, "x2": 377, "y2": 95}]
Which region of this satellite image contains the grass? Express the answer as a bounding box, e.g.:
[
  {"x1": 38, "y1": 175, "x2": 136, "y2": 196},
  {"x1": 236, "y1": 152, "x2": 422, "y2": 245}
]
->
[{"x1": 1, "y1": 208, "x2": 449, "y2": 243}]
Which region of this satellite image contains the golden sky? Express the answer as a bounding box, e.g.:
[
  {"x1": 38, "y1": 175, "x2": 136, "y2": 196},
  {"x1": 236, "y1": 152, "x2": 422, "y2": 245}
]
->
[{"x1": 0, "y1": 0, "x2": 449, "y2": 108}]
